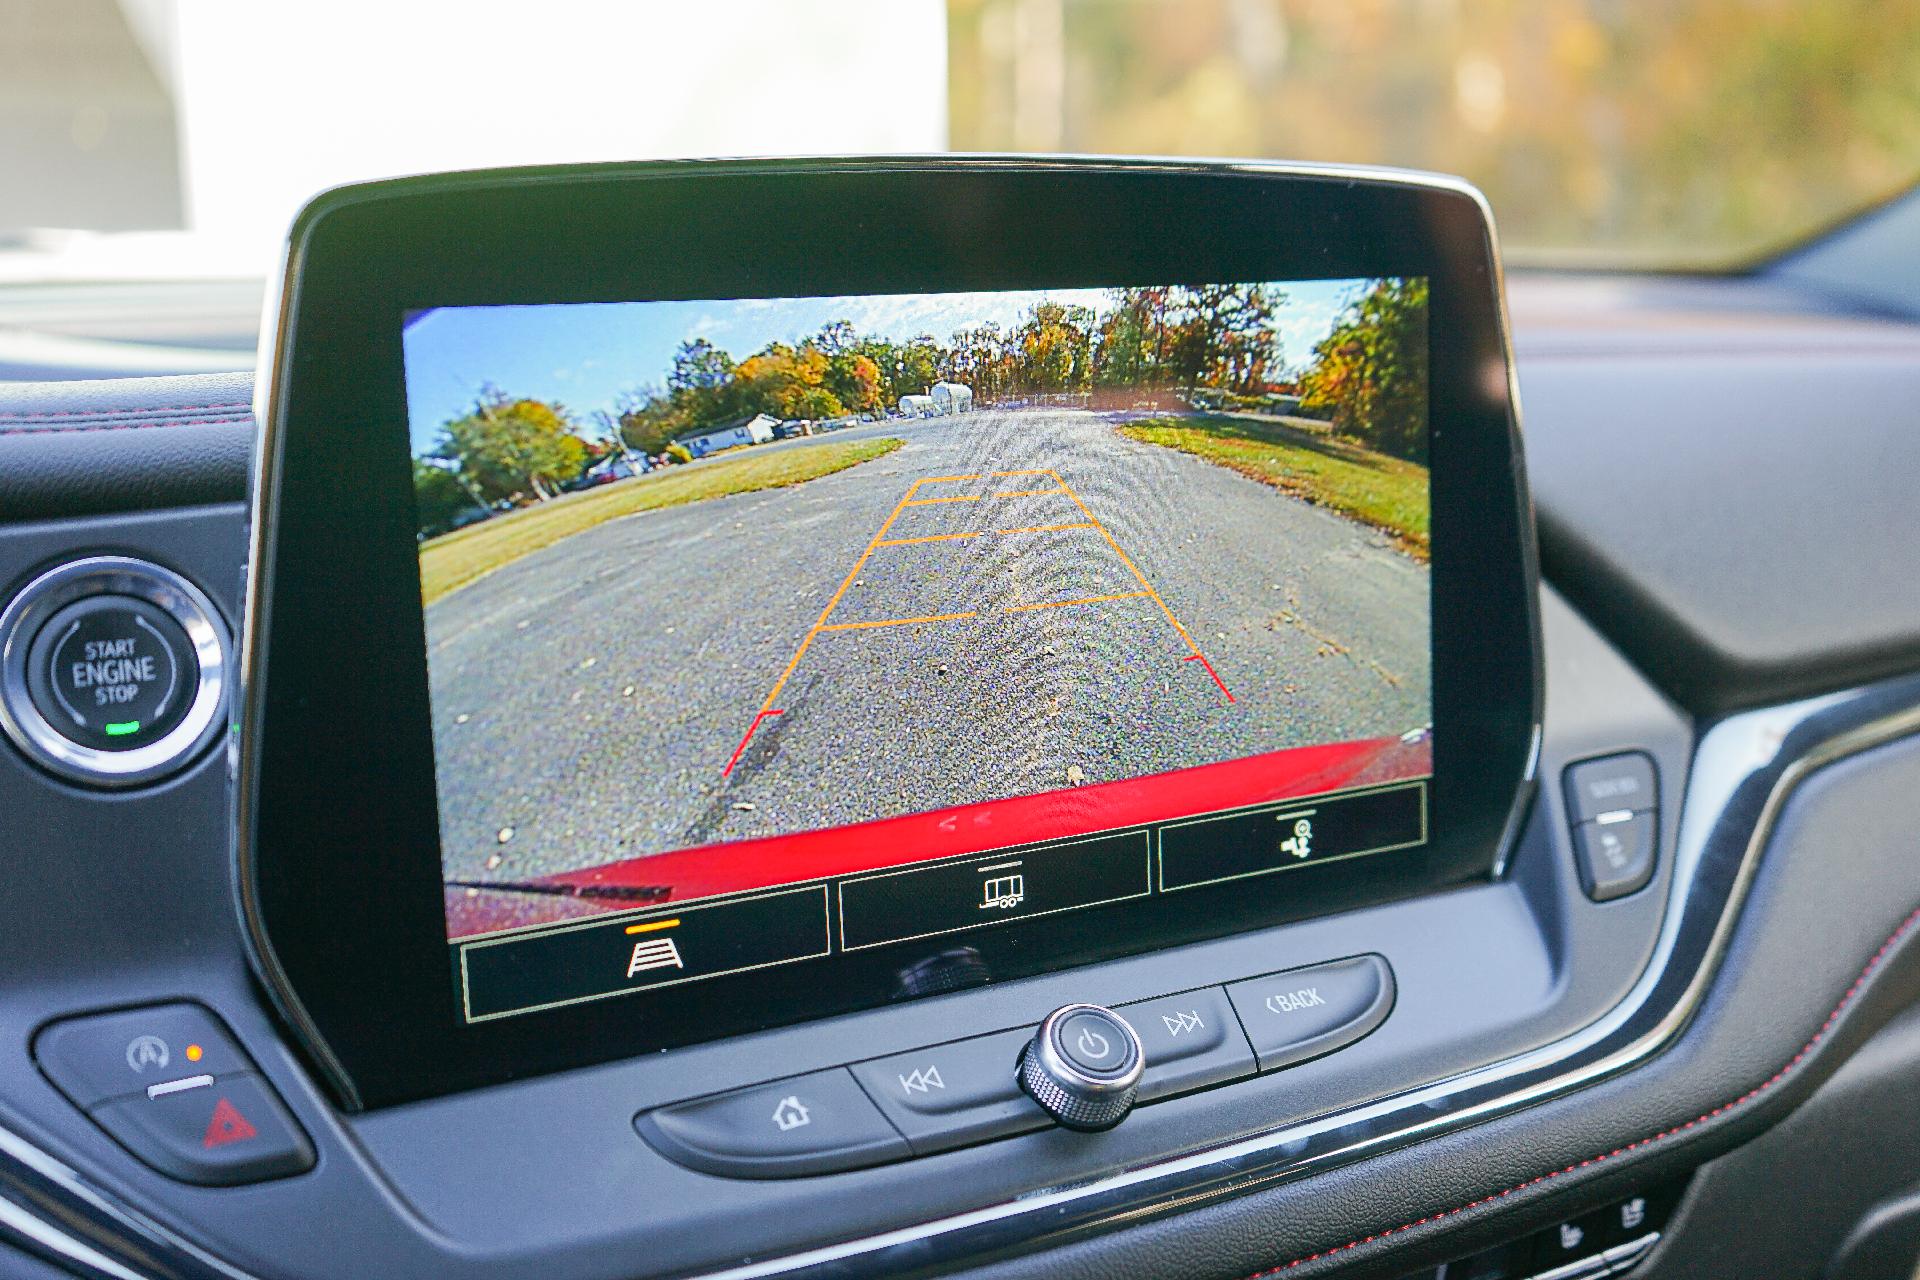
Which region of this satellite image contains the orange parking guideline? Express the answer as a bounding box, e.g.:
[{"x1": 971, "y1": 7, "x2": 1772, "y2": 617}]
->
[
  {"x1": 1045, "y1": 469, "x2": 1235, "y2": 703},
  {"x1": 724, "y1": 465, "x2": 1236, "y2": 775},
  {"x1": 874, "y1": 531, "x2": 981, "y2": 547},
  {"x1": 820, "y1": 611, "x2": 978, "y2": 632},
  {"x1": 722, "y1": 477, "x2": 933, "y2": 775},
  {"x1": 1006, "y1": 592, "x2": 1150, "y2": 613},
  {"x1": 994, "y1": 521, "x2": 1094, "y2": 536}
]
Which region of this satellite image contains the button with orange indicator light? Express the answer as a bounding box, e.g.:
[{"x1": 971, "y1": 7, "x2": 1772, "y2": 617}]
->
[
  {"x1": 32, "y1": 1004, "x2": 314, "y2": 1186},
  {"x1": 33, "y1": 1003, "x2": 254, "y2": 1108}
]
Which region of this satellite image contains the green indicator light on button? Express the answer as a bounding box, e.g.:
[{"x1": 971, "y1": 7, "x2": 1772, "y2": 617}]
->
[{"x1": 103, "y1": 721, "x2": 141, "y2": 736}]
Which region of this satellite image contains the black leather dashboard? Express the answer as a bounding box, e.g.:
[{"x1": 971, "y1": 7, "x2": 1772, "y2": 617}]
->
[{"x1": 0, "y1": 372, "x2": 253, "y2": 521}]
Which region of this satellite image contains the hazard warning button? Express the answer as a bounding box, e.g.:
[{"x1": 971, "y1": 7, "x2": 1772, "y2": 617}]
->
[{"x1": 91, "y1": 1073, "x2": 314, "y2": 1185}]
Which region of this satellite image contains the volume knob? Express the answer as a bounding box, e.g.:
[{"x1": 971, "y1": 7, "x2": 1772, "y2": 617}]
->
[{"x1": 1017, "y1": 1004, "x2": 1143, "y2": 1132}]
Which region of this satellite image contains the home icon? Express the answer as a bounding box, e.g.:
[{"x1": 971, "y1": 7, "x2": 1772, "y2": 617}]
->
[{"x1": 771, "y1": 1095, "x2": 811, "y2": 1132}]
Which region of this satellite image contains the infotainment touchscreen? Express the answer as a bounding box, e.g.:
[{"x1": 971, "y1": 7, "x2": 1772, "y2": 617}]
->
[
  {"x1": 405, "y1": 279, "x2": 1435, "y2": 1022},
  {"x1": 246, "y1": 160, "x2": 1536, "y2": 1104}
]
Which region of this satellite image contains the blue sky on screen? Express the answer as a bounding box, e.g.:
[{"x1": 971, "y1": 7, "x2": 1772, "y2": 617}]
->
[{"x1": 401, "y1": 278, "x2": 1375, "y2": 454}]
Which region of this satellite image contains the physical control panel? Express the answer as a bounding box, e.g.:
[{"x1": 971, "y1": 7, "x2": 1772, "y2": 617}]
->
[
  {"x1": 1562, "y1": 753, "x2": 1660, "y2": 902},
  {"x1": 1396, "y1": 1179, "x2": 1684, "y2": 1279},
  {"x1": 0, "y1": 556, "x2": 228, "y2": 787},
  {"x1": 638, "y1": 954, "x2": 1394, "y2": 1178},
  {"x1": 35, "y1": 1003, "x2": 314, "y2": 1186}
]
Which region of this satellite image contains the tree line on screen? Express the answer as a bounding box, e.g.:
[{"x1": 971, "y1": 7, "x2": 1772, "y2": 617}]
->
[{"x1": 414, "y1": 279, "x2": 1427, "y2": 530}]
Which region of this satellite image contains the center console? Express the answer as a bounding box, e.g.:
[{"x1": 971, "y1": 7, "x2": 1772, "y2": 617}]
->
[{"x1": 224, "y1": 156, "x2": 1577, "y2": 1274}]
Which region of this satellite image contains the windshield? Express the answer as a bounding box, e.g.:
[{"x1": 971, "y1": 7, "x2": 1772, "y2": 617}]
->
[{"x1": 1, "y1": 0, "x2": 1916, "y2": 281}]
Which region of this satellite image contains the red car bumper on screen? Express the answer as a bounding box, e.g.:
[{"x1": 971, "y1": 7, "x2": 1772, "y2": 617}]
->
[{"x1": 444, "y1": 734, "x2": 1431, "y2": 939}]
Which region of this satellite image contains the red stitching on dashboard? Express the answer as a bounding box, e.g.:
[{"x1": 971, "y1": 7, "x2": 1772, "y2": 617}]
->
[
  {"x1": 1245, "y1": 902, "x2": 1920, "y2": 1276},
  {"x1": 0, "y1": 401, "x2": 252, "y2": 421},
  {"x1": 0, "y1": 415, "x2": 253, "y2": 436}
]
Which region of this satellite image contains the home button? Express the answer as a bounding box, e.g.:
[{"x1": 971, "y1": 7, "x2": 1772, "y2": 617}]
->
[{"x1": 636, "y1": 1068, "x2": 910, "y2": 1178}]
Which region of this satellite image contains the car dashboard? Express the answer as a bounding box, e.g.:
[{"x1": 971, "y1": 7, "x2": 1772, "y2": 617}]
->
[{"x1": 2, "y1": 160, "x2": 1920, "y2": 1280}]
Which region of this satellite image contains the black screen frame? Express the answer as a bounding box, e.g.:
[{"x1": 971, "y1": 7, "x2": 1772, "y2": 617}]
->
[{"x1": 241, "y1": 157, "x2": 1540, "y2": 1109}]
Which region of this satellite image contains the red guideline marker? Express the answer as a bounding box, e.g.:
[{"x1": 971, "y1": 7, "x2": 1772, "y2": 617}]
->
[
  {"x1": 722, "y1": 709, "x2": 784, "y2": 777},
  {"x1": 1184, "y1": 654, "x2": 1235, "y2": 703}
]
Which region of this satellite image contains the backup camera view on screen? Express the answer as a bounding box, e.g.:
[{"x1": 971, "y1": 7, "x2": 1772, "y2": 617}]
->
[{"x1": 404, "y1": 279, "x2": 1434, "y2": 1021}]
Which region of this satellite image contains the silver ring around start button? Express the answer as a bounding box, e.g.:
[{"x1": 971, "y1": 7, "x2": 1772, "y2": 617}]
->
[{"x1": 0, "y1": 557, "x2": 228, "y2": 787}]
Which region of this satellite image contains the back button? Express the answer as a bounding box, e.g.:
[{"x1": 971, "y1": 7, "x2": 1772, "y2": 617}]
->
[{"x1": 1225, "y1": 954, "x2": 1396, "y2": 1072}]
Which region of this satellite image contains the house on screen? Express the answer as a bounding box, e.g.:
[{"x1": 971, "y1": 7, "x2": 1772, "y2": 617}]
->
[{"x1": 678, "y1": 413, "x2": 778, "y2": 458}]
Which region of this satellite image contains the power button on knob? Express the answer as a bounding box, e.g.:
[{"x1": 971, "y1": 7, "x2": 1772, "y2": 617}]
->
[{"x1": 1018, "y1": 1004, "x2": 1143, "y2": 1132}]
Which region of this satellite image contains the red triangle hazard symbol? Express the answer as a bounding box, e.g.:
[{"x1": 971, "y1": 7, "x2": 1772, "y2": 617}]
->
[{"x1": 203, "y1": 1097, "x2": 259, "y2": 1149}]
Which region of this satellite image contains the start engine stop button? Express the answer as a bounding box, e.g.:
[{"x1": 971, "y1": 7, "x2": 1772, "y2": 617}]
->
[
  {"x1": 26, "y1": 596, "x2": 197, "y2": 751},
  {"x1": 0, "y1": 557, "x2": 227, "y2": 787}
]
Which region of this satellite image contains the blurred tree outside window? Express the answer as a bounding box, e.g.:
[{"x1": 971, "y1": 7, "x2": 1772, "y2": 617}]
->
[{"x1": 948, "y1": 0, "x2": 1920, "y2": 266}]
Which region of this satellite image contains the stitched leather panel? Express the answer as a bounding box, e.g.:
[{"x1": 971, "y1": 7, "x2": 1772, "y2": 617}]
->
[{"x1": 0, "y1": 371, "x2": 254, "y2": 522}]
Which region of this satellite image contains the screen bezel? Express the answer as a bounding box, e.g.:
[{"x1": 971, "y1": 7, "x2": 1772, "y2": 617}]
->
[{"x1": 241, "y1": 157, "x2": 1540, "y2": 1109}]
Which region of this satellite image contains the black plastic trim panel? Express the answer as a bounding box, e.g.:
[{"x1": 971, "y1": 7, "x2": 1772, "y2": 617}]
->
[{"x1": 1523, "y1": 310, "x2": 1920, "y2": 716}]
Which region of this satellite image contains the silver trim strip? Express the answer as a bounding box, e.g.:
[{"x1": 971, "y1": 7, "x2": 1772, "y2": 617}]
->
[
  {"x1": 0, "y1": 1123, "x2": 253, "y2": 1280},
  {"x1": 0, "y1": 1193, "x2": 150, "y2": 1280}
]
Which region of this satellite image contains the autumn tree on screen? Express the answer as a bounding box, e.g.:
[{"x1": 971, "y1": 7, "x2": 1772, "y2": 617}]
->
[
  {"x1": 1297, "y1": 279, "x2": 1430, "y2": 464},
  {"x1": 439, "y1": 388, "x2": 589, "y2": 501}
]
